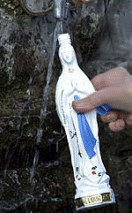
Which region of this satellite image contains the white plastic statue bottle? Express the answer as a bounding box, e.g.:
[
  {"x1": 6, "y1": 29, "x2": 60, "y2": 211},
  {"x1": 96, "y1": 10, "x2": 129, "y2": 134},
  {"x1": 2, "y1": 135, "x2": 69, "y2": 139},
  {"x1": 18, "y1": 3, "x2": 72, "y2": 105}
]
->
[{"x1": 55, "y1": 33, "x2": 115, "y2": 211}]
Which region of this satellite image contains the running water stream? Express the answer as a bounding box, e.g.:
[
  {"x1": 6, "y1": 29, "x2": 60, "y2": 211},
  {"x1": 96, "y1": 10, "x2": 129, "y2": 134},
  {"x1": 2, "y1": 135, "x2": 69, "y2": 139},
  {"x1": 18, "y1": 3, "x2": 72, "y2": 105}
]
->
[{"x1": 30, "y1": 20, "x2": 63, "y2": 182}]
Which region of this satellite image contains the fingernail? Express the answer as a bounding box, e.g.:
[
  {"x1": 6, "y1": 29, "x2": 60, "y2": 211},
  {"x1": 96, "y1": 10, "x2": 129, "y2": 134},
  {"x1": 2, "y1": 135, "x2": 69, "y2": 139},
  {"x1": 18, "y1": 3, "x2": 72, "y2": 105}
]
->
[{"x1": 72, "y1": 100, "x2": 79, "y2": 110}]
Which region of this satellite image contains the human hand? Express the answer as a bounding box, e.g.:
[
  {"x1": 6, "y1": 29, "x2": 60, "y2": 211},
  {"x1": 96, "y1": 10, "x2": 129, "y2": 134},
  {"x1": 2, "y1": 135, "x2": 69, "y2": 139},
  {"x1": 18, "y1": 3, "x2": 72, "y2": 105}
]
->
[{"x1": 72, "y1": 67, "x2": 132, "y2": 131}]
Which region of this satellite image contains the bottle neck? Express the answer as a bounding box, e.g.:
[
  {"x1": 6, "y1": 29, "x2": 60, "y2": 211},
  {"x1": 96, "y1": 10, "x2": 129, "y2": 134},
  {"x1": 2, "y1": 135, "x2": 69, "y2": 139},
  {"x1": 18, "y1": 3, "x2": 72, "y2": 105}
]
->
[{"x1": 58, "y1": 33, "x2": 71, "y2": 46}]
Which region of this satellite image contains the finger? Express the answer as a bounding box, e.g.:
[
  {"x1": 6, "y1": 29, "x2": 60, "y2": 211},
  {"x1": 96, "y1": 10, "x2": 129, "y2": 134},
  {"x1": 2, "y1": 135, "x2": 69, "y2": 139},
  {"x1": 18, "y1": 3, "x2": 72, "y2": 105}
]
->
[
  {"x1": 72, "y1": 87, "x2": 116, "y2": 113},
  {"x1": 72, "y1": 91, "x2": 102, "y2": 113},
  {"x1": 109, "y1": 119, "x2": 125, "y2": 132},
  {"x1": 125, "y1": 114, "x2": 132, "y2": 126},
  {"x1": 100, "y1": 110, "x2": 130, "y2": 122},
  {"x1": 72, "y1": 85, "x2": 130, "y2": 113},
  {"x1": 100, "y1": 111, "x2": 118, "y2": 123},
  {"x1": 72, "y1": 89, "x2": 108, "y2": 113},
  {"x1": 72, "y1": 88, "x2": 113, "y2": 113}
]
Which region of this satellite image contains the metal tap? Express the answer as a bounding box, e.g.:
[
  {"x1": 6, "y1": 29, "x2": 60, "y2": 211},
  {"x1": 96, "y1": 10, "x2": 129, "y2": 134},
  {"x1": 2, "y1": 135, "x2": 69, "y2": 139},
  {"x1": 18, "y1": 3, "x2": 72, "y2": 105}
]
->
[{"x1": 54, "y1": 0, "x2": 66, "y2": 20}]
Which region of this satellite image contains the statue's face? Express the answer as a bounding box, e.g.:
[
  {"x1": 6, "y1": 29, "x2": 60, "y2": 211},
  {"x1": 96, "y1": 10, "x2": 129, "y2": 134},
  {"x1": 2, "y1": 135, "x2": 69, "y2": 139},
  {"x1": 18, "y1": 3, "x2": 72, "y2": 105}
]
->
[{"x1": 61, "y1": 45, "x2": 74, "y2": 63}]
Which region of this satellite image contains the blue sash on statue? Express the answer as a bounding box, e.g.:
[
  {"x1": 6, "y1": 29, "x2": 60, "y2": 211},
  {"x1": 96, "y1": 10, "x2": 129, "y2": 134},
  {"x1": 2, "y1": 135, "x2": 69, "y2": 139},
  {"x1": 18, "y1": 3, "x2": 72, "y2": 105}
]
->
[{"x1": 74, "y1": 95, "x2": 111, "y2": 159}]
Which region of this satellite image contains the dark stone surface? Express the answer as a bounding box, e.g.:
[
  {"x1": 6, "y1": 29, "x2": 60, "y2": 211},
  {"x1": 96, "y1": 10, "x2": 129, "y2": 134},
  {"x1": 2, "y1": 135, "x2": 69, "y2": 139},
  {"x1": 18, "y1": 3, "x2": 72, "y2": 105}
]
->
[{"x1": 0, "y1": 0, "x2": 132, "y2": 212}]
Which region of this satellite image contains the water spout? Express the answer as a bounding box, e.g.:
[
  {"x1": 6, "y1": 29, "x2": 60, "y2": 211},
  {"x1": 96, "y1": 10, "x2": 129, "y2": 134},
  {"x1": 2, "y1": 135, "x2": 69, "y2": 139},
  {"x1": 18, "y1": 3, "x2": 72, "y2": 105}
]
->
[{"x1": 54, "y1": 0, "x2": 65, "y2": 20}]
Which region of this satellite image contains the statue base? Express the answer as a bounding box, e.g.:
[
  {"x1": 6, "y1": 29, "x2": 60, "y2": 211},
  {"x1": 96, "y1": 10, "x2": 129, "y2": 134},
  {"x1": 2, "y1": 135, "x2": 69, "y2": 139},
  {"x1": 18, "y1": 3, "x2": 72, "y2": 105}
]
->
[{"x1": 75, "y1": 190, "x2": 115, "y2": 211}]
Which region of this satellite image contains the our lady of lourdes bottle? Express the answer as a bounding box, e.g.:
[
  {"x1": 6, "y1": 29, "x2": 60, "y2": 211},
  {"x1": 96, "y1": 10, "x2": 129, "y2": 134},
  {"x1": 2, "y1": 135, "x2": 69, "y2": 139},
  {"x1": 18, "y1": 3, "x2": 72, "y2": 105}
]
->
[{"x1": 55, "y1": 33, "x2": 115, "y2": 211}]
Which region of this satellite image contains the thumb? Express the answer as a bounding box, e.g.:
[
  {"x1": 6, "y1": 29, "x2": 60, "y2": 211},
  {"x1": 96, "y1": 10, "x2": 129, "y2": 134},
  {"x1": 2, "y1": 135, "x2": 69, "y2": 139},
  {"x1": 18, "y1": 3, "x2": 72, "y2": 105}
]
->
[
  {"x1": 72, "y1": 86, "x2": 127, "y2": 113},
  {"x1": 72, "y1": 90, "x2": 107, "y2": 113}
]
